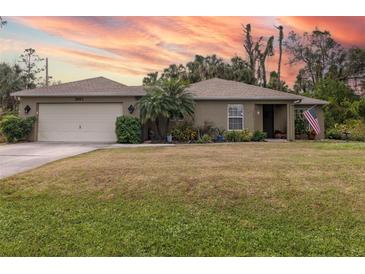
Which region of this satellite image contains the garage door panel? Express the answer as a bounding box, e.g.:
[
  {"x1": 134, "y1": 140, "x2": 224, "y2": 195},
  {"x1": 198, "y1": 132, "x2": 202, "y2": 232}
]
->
[{"x1": 38, "y1": 103, "x2": 123, "y2": 142}]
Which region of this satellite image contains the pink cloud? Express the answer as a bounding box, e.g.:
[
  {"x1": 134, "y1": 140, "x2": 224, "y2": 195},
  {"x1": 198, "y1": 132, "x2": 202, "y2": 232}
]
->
[{"x1": 11, "y1": 16, "x2": 365, "y2": 87}]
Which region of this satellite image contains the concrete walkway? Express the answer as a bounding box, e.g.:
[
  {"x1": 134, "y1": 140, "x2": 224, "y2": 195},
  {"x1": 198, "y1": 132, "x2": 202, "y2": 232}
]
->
[{"x1": 0, "y1": 142, "x2": 105, "y2": 179}]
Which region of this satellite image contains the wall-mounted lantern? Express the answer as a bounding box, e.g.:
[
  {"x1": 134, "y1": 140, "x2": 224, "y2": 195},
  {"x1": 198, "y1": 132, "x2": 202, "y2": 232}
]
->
[
  {"x1": 24, "y1": 105, "x2": 31, "y2": 114},
  {"x1": 128, "y1": 105, "x2": 135, "y2": 114}
]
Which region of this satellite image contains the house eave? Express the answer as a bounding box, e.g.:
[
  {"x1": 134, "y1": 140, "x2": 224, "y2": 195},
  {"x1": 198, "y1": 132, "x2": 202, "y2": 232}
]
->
[
  {"x1": 193, "y1": 96, "x2": 299, "y2": 101},
  {"x1": 11, "y1": 93, "x2": 145, "y2": 97}
]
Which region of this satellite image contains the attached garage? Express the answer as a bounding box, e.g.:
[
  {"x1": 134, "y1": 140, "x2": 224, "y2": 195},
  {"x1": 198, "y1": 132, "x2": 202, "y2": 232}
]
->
[
  {"x1": 38, "y1": 103, "x2": 123, "y2": 142},
  {"x1": 11, "y1": 77, "x2": 145, "y2": 142}
]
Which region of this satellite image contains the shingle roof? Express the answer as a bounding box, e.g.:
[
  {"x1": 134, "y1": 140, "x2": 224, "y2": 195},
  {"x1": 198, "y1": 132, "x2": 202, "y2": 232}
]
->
[
  {"x1": 12, "y1": 76, "x2": 327, "y2": 105},
  {"x1": 11, "y1": 77, "x2": 145, "y2": 97},
  {"x1": 188, "y1": 78, "x2": 327, "y2": 105}
]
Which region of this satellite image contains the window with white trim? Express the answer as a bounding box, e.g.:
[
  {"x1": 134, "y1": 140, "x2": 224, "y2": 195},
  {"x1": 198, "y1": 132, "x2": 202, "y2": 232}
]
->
[{"x1": 228, "y1": 104, "x2": 244, "y2": 130}]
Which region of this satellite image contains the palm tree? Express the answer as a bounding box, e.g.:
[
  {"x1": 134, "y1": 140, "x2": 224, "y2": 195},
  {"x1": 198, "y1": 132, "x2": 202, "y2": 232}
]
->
[
  {"x1": 143, "y1": 72, "x2": 159, "y2": 86},
  {"x1": 138, "y1": 89, "x2": 171, "y2": 139},
  {"x1": 186, "y1": 55, "x2": 207, "y2": 82},
  {"x1": 138, "y1": 79, "x2": 195, "y2": 140},
  {"x1": 161, "y1": 64, "x2": 187, "y2": 81},
  {"x1": 229, "y1": 56, "x2": 253, "y2": 83}
]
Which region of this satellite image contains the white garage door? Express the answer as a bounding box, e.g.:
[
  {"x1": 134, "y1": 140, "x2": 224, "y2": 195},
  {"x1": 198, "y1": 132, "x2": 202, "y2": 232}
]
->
[{"x1": 38, "y1": 103, "x2": 123, "y2": 142}]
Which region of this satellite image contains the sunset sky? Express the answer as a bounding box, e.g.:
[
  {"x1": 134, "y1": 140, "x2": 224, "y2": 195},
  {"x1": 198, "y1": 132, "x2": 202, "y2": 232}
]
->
[{"x1": 0, "y1": 16, "x2": 364, "y2": 87}]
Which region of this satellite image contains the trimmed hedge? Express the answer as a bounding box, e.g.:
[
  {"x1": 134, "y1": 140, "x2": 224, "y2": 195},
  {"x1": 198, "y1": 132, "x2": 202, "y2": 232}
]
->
[
  {"x1": 115, "y1": 116, "x2": 142, "y2": 144},
  {"x1": 0, "y1": 115, "x2": 36, "y2": 143}
]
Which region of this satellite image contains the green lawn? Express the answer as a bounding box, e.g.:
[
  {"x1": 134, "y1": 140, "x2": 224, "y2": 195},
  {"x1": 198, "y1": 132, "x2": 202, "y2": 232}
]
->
[{"x1": 0, "y1": 142, "x2": 364, "y2": 256}]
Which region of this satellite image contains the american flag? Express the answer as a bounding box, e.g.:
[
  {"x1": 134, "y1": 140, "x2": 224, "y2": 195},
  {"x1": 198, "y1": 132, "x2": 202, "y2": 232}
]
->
[{"x1": 303, "y1": 106, "x2": 321, "y2": 135}]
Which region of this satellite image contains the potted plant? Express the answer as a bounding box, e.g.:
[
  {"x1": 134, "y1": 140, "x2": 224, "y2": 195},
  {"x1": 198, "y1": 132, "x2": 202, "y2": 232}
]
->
[
  {"x1": 307, "y1": 129, "x2": 316, "y2": 140},
  {"x1": 274, "y1": 130, "x2": 286, "y2": 139},
  {"x1": 166, "y1": 132, "x2": 173, "y2": 143},
  {"x1": 215, "y1": 128, "x2": 225, "y2": 142}
]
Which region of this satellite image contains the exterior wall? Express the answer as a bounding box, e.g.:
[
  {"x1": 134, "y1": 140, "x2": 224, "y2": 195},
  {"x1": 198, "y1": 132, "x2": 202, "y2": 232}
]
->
[
  {"x1": 254, "y1": 104, "x2": 263, "y2": 131},
  {"x1": 193, "y1": 100, "x2": 295, "y2": 139},
  {"x1": 193, "y1": 100, "x2": 255, "y2": 131},
  {"x1": 18, "y1": 96, "x2": 140, "y2": 141},
  {"x1": 17, "y1": 95, "x2": 325, "y2": 142}
]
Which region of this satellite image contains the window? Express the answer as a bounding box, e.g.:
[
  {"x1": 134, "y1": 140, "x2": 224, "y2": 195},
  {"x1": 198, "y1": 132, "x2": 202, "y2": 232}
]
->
[{"x1": 228, "y1": 104, "x2": 244, "y2": 130}]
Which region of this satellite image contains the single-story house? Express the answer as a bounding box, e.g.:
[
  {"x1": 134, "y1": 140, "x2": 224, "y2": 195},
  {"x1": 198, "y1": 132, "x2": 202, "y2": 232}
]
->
[{"x1": 11, "y1": 76, "x2": 328, "y2": 142}]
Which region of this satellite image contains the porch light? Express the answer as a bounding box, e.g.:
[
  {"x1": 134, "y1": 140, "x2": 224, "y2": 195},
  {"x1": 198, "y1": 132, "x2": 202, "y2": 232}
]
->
[
  {"x1": 128, "y1": 105, "x2": 135, "y2": 114},
  {"x1": 24, "y1": 105, "x2": 31, "y2": 114}
]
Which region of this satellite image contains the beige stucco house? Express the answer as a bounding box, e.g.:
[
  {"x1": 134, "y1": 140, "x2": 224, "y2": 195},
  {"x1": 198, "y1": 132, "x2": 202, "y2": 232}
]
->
[{"x1": 12, "y1": 76, "x2": 327, "y2": 142}]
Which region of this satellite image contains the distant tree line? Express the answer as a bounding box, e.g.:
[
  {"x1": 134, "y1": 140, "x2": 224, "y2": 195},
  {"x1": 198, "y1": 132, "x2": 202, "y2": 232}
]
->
[
  {"x1": 0, "y1": 17, "x2": 60, "y2": 112},
  {"x1": 143, "y1": 24, "x2": 291, "y2": 91},
  {"x1": 144, "y1": 25, "x2": 365, "y2": 95}
]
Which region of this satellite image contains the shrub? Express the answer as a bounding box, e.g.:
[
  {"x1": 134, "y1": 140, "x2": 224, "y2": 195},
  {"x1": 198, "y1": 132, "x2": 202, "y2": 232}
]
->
[
  {"x1": 358, "y1": 97, "x2": 365, "y2": 120},
  {"x1": 240, "y1": 130, "x2": 253, "y2": 142},
  {"x1": 327, "y1": 120, "x2": 365, "y2": 141},
  {"x1": 326, "y1": 126, "x2": 344, "y2": 140},
  {"x1": 115, "y1": 116, "x2": 141, "y2": 144},
  {"x1": 251, "y1": 130, "x2": 267, "y2": 142},
  {"x1": 170, "y1": 122, "x2": 198, "y2": 142},
  {"x1": 295, "y1": 116, "x2": 307, "y2": 135},
  {"x1": 196, "y1": 121, "x2": 215, "y2": 139},
  {"x1": 347, "y1": 120, "x2": 365, "y2": 141},
  {"x1": 196, "y1": 134, "x2": 212, "y2": 144},
  {"x1": 0, "y1": 115, "x2": 36, "y2": 143},
  {"x1": 0, "y1": 132, "x2": 6, "y2": 143},
  {"x1": 224, "y1": 130, "x2": 253, "y2": 142},
  {"x1": 224, "y1": 130, "x2": 241, "y2": 142}
]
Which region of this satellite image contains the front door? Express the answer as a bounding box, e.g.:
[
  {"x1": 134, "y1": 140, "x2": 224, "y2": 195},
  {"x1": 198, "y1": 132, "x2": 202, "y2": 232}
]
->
[{"x1": 263, "y1": 105, "x2": 274, "y2": 138}]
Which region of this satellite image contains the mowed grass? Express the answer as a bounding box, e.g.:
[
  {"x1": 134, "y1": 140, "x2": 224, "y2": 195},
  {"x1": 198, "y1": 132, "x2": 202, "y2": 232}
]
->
[{"x1": 0, "y1": 142, "x2": 365, "y2": 256}]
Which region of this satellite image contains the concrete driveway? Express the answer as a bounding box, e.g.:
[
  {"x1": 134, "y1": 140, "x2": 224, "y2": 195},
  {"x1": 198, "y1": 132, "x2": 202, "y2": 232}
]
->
[{"x1": 0, "y1": 142, "x2": 106, "y2": 179}]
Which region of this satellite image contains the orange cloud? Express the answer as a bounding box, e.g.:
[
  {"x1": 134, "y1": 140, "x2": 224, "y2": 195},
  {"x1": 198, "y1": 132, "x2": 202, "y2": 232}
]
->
[
  {"x1": 11, "y1": 16, "x2": 365, "y2": 87},
  {"x1": 278, "y1": 16, "x2": 365, "y2": 47}
]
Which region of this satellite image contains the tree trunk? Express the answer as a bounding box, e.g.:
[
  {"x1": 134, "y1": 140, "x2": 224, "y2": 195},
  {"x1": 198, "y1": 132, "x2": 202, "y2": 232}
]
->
[
  {"x1": 165, "y1": 117, "x2": 170, "y2": 137},
  {"x1": 243, "y1": 24, "x2": 256, "y2": 84},
  {"x1": 276, "y1": 25, "x2": 283, "y2": 91},
  {"x1": 261, "y1": 60, "x2": 267, "y2": 87},
  {"x1": 155, "y1": 119, "x2": 163, "y2": 140}
]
